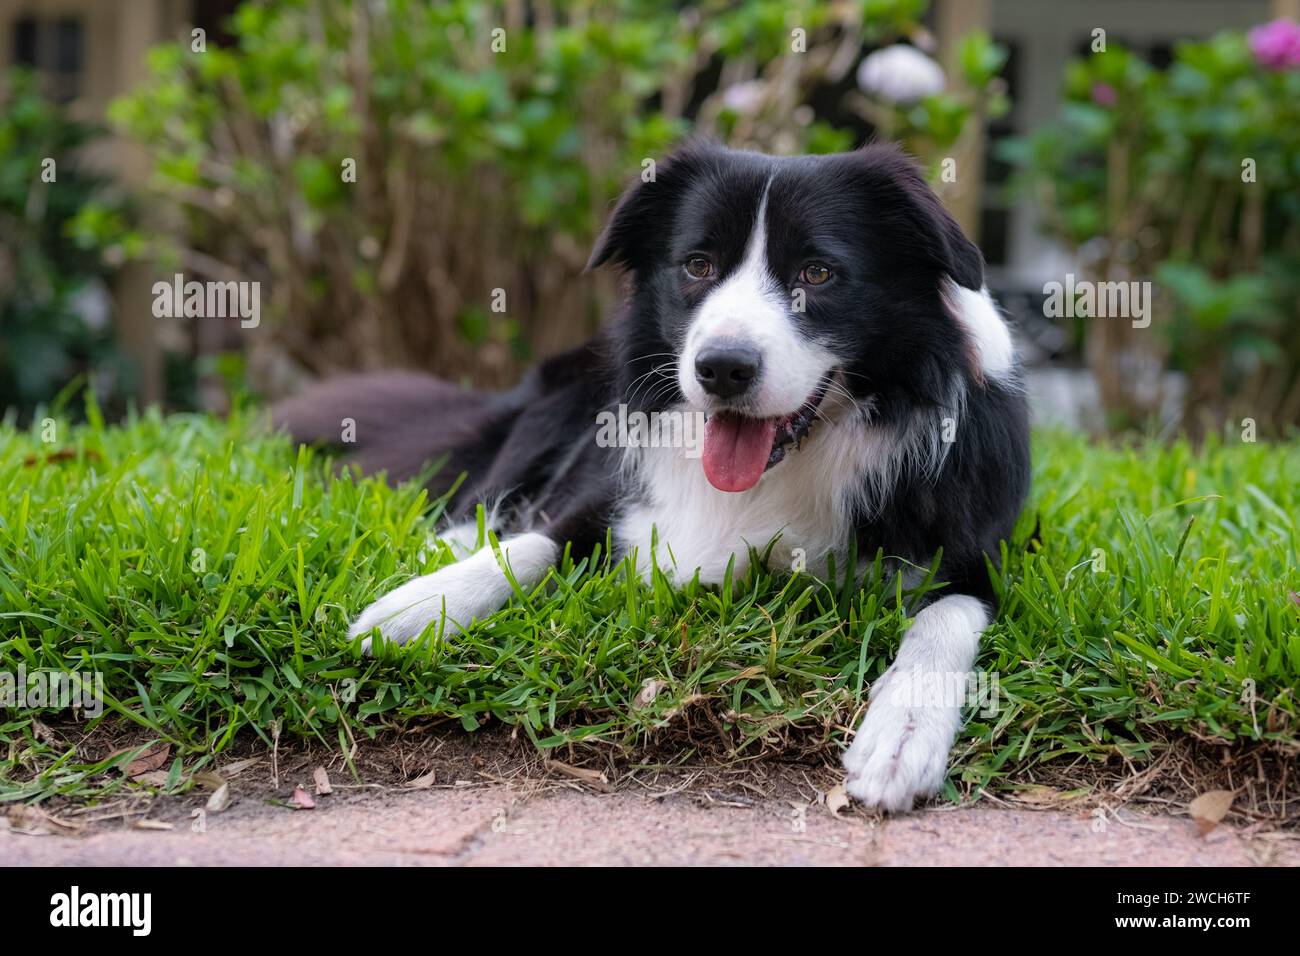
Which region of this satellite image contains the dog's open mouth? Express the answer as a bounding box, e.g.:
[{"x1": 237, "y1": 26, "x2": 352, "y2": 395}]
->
[{"x1": 701, "y1": 381, "x2": 829, "y2": 493}]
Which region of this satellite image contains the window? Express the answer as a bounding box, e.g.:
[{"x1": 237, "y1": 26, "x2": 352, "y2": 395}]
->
[
  {"x1": 978, "y1": 38, "x2": 1018, "y2": 268},
  {"x1": 10, "y1": 15, "x2": 84, "y2": 102}
]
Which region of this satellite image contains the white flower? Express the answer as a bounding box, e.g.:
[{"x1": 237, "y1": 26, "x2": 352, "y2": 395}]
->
[{"x1": 856, "y1": 44, "x2": 945, "y2": 105}]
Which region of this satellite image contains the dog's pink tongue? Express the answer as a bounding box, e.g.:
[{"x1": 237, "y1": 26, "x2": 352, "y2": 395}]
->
[{"x1": 702, "y1": 412, "x2": 776, "y2": 492}]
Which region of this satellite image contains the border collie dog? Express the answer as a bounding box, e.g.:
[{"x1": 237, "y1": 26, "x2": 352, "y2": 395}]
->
[{"x1": 274, "y1": 142, "x2": 1030, "y2": 811}]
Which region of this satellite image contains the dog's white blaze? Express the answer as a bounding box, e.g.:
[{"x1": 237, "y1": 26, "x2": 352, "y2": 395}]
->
[
  {"x1": 677, "y1": 179, "x2": 836, "y2": 419},
  {"x1": 350, "y1": 532, "x2": 556, "y2": 651},
  {"x1": 944, "y1": 281, "x2": 1014, "y2": 381},
  {"x1": 842, "y1": 594, "x2": 988, "y2": 811}
]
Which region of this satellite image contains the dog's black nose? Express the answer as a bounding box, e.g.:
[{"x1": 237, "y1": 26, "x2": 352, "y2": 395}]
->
[{"x1": 695, "y1": 345, "x2": 761, "y2": 399}]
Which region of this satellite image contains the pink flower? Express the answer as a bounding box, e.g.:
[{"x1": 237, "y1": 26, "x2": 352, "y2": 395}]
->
[
  {"x1": 1248, "y1": 18, "x2": 1300, "y2": 70},
  {"x1": 1090, "y1": 82, "x2": 1117, "y2": 107}
]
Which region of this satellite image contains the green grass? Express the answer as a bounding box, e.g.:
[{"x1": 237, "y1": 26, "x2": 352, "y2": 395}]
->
[{"x1": 1, "y1": 402, "x2": 1297, "y2": 806}]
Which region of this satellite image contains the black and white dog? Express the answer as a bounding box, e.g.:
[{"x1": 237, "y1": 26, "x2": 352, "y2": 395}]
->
[{"x1": 274, "y1": 142, "x2": 1031, "y2": 811}]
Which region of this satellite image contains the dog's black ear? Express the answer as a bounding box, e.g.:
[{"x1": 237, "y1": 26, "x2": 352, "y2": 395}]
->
[
  {"x1": 850, "y1": 144, "x2": 985, "y2": 290},
  {"x1": 585, "y1": 142, "x2": 714, "y2": 273}
]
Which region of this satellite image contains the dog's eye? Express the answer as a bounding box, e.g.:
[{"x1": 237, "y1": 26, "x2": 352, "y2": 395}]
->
[
  {"x1": 684, "y1": 255, "x2": 714, "y2": 280},
  {"x1": 800, "y1": 263, "x2": 832, "y2": 286}
]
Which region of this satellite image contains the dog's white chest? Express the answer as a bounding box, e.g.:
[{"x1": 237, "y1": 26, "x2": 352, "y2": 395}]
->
[{"x1": 615, "y1": 418, "x2": 872, "y2": 584}]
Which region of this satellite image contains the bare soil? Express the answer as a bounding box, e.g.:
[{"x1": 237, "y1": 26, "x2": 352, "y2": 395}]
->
[{"x1": 6, "y1": 733, "x2": 1296, "y2": 866}]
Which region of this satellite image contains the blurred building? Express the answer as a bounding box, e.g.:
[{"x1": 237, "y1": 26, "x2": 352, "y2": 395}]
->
[
  {"x1": 967, "y1": 0, "x2": 1290, "y2": 390},
  {"x1": 979, "y1": 0, "x2": 1285, "y2": 287}
]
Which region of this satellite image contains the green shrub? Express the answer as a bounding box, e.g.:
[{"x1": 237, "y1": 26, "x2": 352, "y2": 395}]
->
[
  {"x1": 108, "y1": 0, "x2": 1002, "y2": 396},
  {"x1": 0, "y1": 70, "x2": 134, "y2": 418},
  {"x1": 1003, "y1": 26, "x2": 1300, "y2": 432}
]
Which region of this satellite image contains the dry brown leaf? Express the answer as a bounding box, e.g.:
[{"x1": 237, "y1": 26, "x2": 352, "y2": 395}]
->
[
  {"x1": 826, "y1": 784, "x2": 849, "y2": 817},
  {"x1": 220, "y1": 757, "x2": 261, "y2": 777},
  {"x1": 405, "y1": 769, "x2": 437, "y2": 789},
  {"x1": 1008, "y1": 785, "x2": 1075, "y2": 807},
  {"x1": 206, "y1": 782, "x2": 233, "y2": 813},
  {"x1": 1189, "y1": 790, "x2": 1234, "y2": 835},
  {"x1": 290, "y1": 786, "x2": 316, "y2": 810},
  {"x1": 6, "y1": 805, "x2": 51, "y2": 835},
  {"x1": 121, "y1": 743, "x2": 171, "y2": 778},
  {"x1": 133, "y1": 770, "x2": 170, "y2": 787},
  {"x1": 191, "y1": 771, "x2": 226, "y2": 790},
  {"x1": 632, "y1": 678, "x2": 668, "y2": 710},
  {"x1": 545, "y1": 759, "x2": 612, "y2": 792},
  {"x1": 6, "y1": 804, "x2": 80, "y2": 835},
  {"x1": 133, "y1": 819, "x2": 175, "y2": 831},
  {"x1": 312, "y1": 766, "x2": 332, "y2": 795}
]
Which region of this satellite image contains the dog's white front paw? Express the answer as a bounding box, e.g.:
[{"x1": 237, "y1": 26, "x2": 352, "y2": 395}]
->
[
  {"x1": 842, "y1": 668, "x2": 964, "y2": 813},
  {"x1": 348, "y1": 564, "x2": 477, "y2": 652},
  {"x1": 350, "y1": 533, "x2": 559, "y2": 654}
]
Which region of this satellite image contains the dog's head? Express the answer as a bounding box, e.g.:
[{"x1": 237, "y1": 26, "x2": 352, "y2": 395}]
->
[{"x1": 589, "y1": 142, "x2": 1010, "y2": 492}]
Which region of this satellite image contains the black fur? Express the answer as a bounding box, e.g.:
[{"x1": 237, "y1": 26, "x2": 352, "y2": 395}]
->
[{"x1": 273, "y1": 142, "x2": 1030, "y2": 605}]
